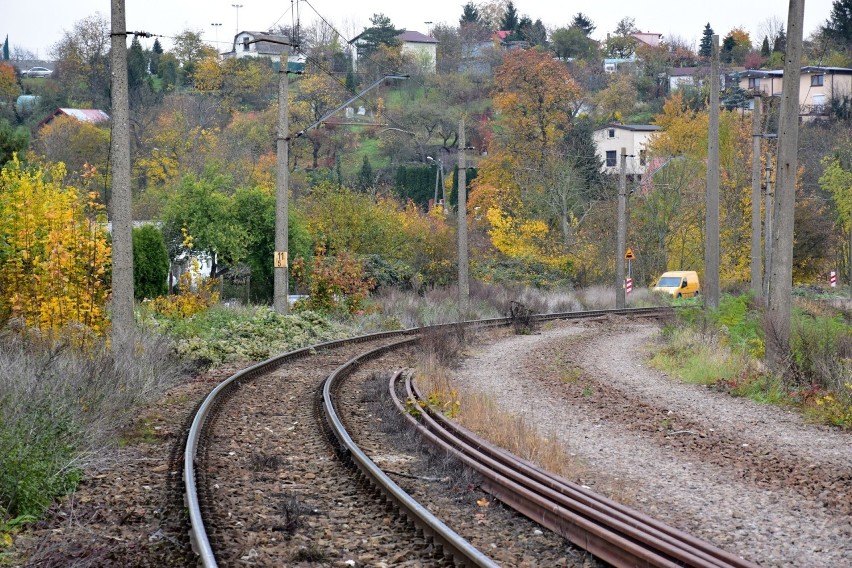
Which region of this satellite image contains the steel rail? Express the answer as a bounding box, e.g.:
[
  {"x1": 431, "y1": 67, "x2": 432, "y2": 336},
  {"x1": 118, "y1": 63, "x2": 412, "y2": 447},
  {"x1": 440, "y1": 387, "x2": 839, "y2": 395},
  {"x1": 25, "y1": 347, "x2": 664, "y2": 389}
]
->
[
  {"x1": 394, "y1": 374, "x2": 759, "y2": 568},
  {"x1": 184, "y1": 329, "x2": 411, "y2": 567},
  {"x1": 321, "y1": 339, "x2": 500, "y2": 568},
  {"x1": 184, "y1": 305, "x2": 673, "y2": 566}
]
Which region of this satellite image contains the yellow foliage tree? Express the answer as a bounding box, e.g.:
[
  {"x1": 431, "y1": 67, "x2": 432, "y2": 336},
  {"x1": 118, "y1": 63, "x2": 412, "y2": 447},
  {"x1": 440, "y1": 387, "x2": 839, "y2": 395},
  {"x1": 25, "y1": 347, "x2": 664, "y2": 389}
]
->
[
  {"x1": 644, "y1": 92, "x2": 756, "y2": 283},
  {"x1": 135, "y1": 105, "x2": 220, "y2": 187},
  {"x1": 0, "y1": 159, "x2": 111, "y2": 338},
  {"x1": 36, "y1": 115, "x2": 111, "y2": 190}
]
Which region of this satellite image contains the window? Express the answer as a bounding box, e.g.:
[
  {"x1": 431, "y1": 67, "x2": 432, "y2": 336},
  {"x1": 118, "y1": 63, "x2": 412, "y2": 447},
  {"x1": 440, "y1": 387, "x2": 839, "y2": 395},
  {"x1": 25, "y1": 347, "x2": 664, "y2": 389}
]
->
[
  {"x1": 811, "y1": 74, "x2": 824, "y2": 86},
  {"x1": 747, "y1": 77, "x2": 757, "y2": 89},
  {"x1": 606, "y1": 150, "x2": 617, "y2": 167},
  {"x1": 243, "y1": 37, "x2": 250, "y2": 51},
  {"x1": 608, "y1": 129, "x2": 615, "y2": 138},
  {"x1": 639, "y1": 150, "x2": 647, "y2": 166}
]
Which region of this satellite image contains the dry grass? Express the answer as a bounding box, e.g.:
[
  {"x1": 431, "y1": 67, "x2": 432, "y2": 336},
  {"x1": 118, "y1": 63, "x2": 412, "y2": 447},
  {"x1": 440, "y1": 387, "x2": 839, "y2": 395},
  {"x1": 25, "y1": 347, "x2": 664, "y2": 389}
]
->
[{"x1": 414, "y1": 368, "x2": 587, "y2": 484}]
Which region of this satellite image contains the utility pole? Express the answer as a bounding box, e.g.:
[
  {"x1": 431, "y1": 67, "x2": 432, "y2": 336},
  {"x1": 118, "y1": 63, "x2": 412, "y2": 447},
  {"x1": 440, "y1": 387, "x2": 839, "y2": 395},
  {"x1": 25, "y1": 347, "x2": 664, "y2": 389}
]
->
[
  {"x1": 750, "y1": 94, "x2": 763, "y2": 297},
  {"x1": 616, "y1": 147, "x2": 627, "y2": 309},
  {"x1": 110, "y1": 0, "x2": 134, "y2": 353},
  {"x1": 705, "y1": 34, "x2": 721, "y2": 309},
  {"x1": 763, "y1": 150, "x2": 774, "y2": 299},
  {"x1": 274, "y1": 52, "x2": 290, "y2": 314},
  {"x1": 457, "y1": 118, "x2": 469, "y2": 317},
  {"x1": 767, "y1": 0, "x2": 805, "y2": 375}
]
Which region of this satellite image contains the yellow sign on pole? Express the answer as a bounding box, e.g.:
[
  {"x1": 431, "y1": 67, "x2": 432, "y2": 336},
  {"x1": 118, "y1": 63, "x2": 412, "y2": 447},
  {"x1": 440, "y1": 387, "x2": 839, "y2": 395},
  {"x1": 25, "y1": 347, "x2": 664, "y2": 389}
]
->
[
  {"x1": 274, "y1": 251, "x2": 288, "y2": 268},
  {"x1": 625, "y1": 248, "x2": 635, "y2": 260}
]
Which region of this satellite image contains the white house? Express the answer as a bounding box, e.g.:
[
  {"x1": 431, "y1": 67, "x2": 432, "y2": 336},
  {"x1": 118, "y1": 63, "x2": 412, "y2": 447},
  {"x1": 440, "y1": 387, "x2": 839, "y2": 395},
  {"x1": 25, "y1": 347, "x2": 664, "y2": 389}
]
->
[
  {"x1": 221, "y1": 31, "x2": 307, "y2": 71},
  {"x1": 593, "y1": 123, "x2": 661, "y2": 176},
  {"x1": 350, "y1": 30, "x2": 438, "y2": 73},
  {"x1": 397, "y1": 30, "x2": 439, "y2": 73}
]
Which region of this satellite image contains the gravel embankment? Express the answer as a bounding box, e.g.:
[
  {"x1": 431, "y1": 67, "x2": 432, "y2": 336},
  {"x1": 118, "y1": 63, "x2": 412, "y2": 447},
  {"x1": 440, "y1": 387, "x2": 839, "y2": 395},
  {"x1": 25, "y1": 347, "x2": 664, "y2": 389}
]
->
[{"x1": 453, "y1": 317, "x2": 851, "y2": 568}]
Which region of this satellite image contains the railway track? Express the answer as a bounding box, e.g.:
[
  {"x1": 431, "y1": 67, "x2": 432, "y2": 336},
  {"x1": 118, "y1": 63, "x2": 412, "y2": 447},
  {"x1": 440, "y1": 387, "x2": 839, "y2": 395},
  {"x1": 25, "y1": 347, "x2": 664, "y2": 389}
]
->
[
  {"x1": 394, "y1": 373, "x2": 760, "y2": 568},
  {"x1": 183, "y1": 307, "x2": 689, "y2": 566}
]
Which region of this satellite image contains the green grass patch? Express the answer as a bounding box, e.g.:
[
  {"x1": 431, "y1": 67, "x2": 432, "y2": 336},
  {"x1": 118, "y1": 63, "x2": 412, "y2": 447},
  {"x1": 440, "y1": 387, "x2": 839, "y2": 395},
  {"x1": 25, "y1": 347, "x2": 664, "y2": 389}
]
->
[{"x1": 652, "y1": 292, "x2": 851, "y2": 428}]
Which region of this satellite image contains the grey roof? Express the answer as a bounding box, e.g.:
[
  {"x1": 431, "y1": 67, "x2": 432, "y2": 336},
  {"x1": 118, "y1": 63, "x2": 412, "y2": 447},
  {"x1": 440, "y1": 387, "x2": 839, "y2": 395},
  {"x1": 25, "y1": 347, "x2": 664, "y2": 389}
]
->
[
  {"x1": 801, "y1": 66, "x2": 852, "y2": 74},
  {"x1": 235, "y1": 31, "x2": 291, "y2": 55},
  {"x1": 601, "y1": 123, "x2": 661, "y2": 132},
  {"x1": 736, "y1": 66, "x2": 851, "y2": 78},
  {"x1": 396, "y1": 30, "x2": 438, "y2": 44}
]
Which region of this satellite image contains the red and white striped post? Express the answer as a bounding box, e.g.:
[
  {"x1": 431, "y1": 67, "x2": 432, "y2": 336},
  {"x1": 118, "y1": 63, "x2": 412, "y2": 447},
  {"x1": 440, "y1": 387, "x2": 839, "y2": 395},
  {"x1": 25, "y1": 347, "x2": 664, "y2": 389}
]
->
[
  {"x1": 625, "y1": 277, "x2": 634, "y2": 298},
  {"x1": 830, "y1": 271, "x2": 837, "y2": 288}
]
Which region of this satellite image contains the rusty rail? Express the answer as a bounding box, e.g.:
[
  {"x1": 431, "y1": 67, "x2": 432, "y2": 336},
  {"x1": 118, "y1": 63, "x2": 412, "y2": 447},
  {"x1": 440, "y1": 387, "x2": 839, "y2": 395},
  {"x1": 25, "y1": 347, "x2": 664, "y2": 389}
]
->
[{"x1": 392, "y1": 372, "x2": 760, "y2": 568}]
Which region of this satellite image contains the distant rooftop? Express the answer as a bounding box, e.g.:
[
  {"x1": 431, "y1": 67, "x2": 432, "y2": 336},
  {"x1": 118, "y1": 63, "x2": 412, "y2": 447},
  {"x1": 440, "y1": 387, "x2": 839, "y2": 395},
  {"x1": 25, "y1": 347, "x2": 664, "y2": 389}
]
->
[{"x1": 397, "y1": 30, "x2": 438, "y2": 44}]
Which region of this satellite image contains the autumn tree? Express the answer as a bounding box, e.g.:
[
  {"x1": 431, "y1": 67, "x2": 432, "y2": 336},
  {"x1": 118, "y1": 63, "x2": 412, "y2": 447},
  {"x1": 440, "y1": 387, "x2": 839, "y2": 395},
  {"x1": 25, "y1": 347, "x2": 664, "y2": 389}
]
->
[
  {"x1": 0, "y1": 159, "x2": 111, "y2": 337},
  {"x1": 721, "y1": 27, "x2": 752, "y2": 65},
  {"x1": 171, "y1": 29, "x2": 218, "y2": 85},
  {"x1": 820, "y1": 153, "x2": 852, "y2": 284},
  {"x1": 36, "y1": 116, "x2": 111, "y2": 194},
  {"x1": 290, "y1": 72, "x2": 349, "y2": 169},
  {"x1": 0, "y1": 62, "x2": 19, "y2": 115},
  {"x1": 551, "y1": 26, "x2": 599, "y2": 61},
  {"x1": 605, "y1": 17, "x2": 640, "y2": 58},
  {"x1": 50, "y1": 14, "x2": 111, "y2": 107},
  {"x1": 471, "y1": 50, "x2": 585, "y2": 277},
  {"x1": 646, "y1": 92, "x2": 757, "y2": 283}
]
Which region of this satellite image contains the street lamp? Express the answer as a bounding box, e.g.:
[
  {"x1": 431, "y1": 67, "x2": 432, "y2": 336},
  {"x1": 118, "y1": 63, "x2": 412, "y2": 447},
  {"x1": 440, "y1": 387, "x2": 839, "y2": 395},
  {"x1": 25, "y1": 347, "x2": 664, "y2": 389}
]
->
[
  {"x1": 211, "y1": 23, "x2": 222, "y2": 51},
  {"x1": 232, "y1": 4, "x2": 243, "y2": 34}
]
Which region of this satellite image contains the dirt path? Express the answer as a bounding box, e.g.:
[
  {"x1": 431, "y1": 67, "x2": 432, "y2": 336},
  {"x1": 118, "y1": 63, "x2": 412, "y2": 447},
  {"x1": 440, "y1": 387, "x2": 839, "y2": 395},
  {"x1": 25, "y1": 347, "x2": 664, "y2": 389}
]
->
[{"x1": 453, "y1": 317, "x2": 852, "y2": 568}]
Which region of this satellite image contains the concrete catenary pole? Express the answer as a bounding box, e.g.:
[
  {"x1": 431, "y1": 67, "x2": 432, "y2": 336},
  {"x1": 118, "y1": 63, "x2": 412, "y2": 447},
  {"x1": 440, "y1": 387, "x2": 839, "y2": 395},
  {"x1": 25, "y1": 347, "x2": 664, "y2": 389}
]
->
[
  {"x1": 616, "y1": 147, "x2": 627, "y2": 309},
  {"x1": 767, "y1": 0, "x2": 804, "y2": 375},
  {"x1": 750, "y1": 95, "x2": 763, "y2": 297},
  {"x1": 273, "y1": 56, "x2": 290, "y2": 314},
  {"x1": 457, "y1": 118, "x2": 469, "y2": 316},
  {"x1": 763, "y1": 151, "x2": 774, "y2": 299},
  {"x1": 110, "y1": 0, "x2": 134, "y2": 352},
  {"x1": 705, "y1": 34, "x2": 721, "y2": 309}
]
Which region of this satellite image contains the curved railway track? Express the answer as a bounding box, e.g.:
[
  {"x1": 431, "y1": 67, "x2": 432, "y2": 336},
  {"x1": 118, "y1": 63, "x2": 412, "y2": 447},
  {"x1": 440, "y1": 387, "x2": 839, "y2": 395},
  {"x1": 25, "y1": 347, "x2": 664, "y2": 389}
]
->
[{"x1": 184, "y1": 307, "x2": 692, "y2": 566}]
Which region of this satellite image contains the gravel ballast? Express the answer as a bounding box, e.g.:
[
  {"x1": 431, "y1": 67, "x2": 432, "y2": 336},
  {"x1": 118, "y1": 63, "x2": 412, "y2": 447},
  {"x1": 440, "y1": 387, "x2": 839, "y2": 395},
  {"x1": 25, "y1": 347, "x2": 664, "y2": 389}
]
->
[{"x1": 452, "y1": 317, "x2": 851, "y2": 568}]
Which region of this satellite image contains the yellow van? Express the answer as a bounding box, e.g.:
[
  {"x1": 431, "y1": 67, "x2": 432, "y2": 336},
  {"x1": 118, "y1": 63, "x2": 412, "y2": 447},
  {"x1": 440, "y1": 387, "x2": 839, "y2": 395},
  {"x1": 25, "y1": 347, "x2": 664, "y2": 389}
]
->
[{"x1": 653, "y1": 271, "x2": 701, "y2": 298}]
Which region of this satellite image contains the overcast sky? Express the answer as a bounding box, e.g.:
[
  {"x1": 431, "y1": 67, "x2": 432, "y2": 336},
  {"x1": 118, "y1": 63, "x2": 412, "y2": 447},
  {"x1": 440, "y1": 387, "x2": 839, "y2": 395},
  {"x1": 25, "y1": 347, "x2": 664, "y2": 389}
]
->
[{"x1": 3, "y1": 0, "x2": 836, "y2": 59}]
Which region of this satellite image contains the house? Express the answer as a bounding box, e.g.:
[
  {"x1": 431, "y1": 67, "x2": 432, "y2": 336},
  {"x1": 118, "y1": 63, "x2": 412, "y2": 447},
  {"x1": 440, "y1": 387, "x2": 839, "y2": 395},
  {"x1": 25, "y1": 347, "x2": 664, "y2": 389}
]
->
[
  {"x1": 397, "y1": 30, "x2": 439, "y2": 73},
  {"x1": 221, "y1": 31, "x2": 306, "y2": 70},
  {"x1": 631, "y1": 32, "x2": 663, "y2": 48},
  {"x1": 668, "y1": 67, "x2": 706, "y2": 91},
  {"x1": 733, "y1": 66, "x2": 852, "y2": 117},
  {"x1": 350, "y1": 30, "x2": 438, "y2": 73},
  {"x1": 604, "y1": 57, "x2": 635, "y2": 74},
  {"x1": 735, "y1": 69, "x2": 784, "y2": 97},
  {"x1": 593, "y1": 123, "x2": 661, "y2": 176},
  {"x1": 38, "y1": 108, "x2": 110, "y2": 128},
  {"x1": 224, "y1": 31, "x2": 290, "y2": 61},
  {"x1": 668, "y1": 66, "x2": 731, "y2": 92}
]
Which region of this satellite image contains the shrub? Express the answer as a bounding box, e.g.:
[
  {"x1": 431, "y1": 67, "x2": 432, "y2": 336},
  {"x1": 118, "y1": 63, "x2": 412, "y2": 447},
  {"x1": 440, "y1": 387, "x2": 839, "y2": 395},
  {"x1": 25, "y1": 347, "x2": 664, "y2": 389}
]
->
[
  {"x1": 132, "y1": 224, "x2": 169, "y2": 300},
  {"x1": 142, "y1": 304, "x2": 350, "y2": 366},
  {"x1": 291, "y1": 245, "x2": 376, "y2": 315},
  {"x1": 0, "y1": 324, "x2": 185, "y2": 523}
]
